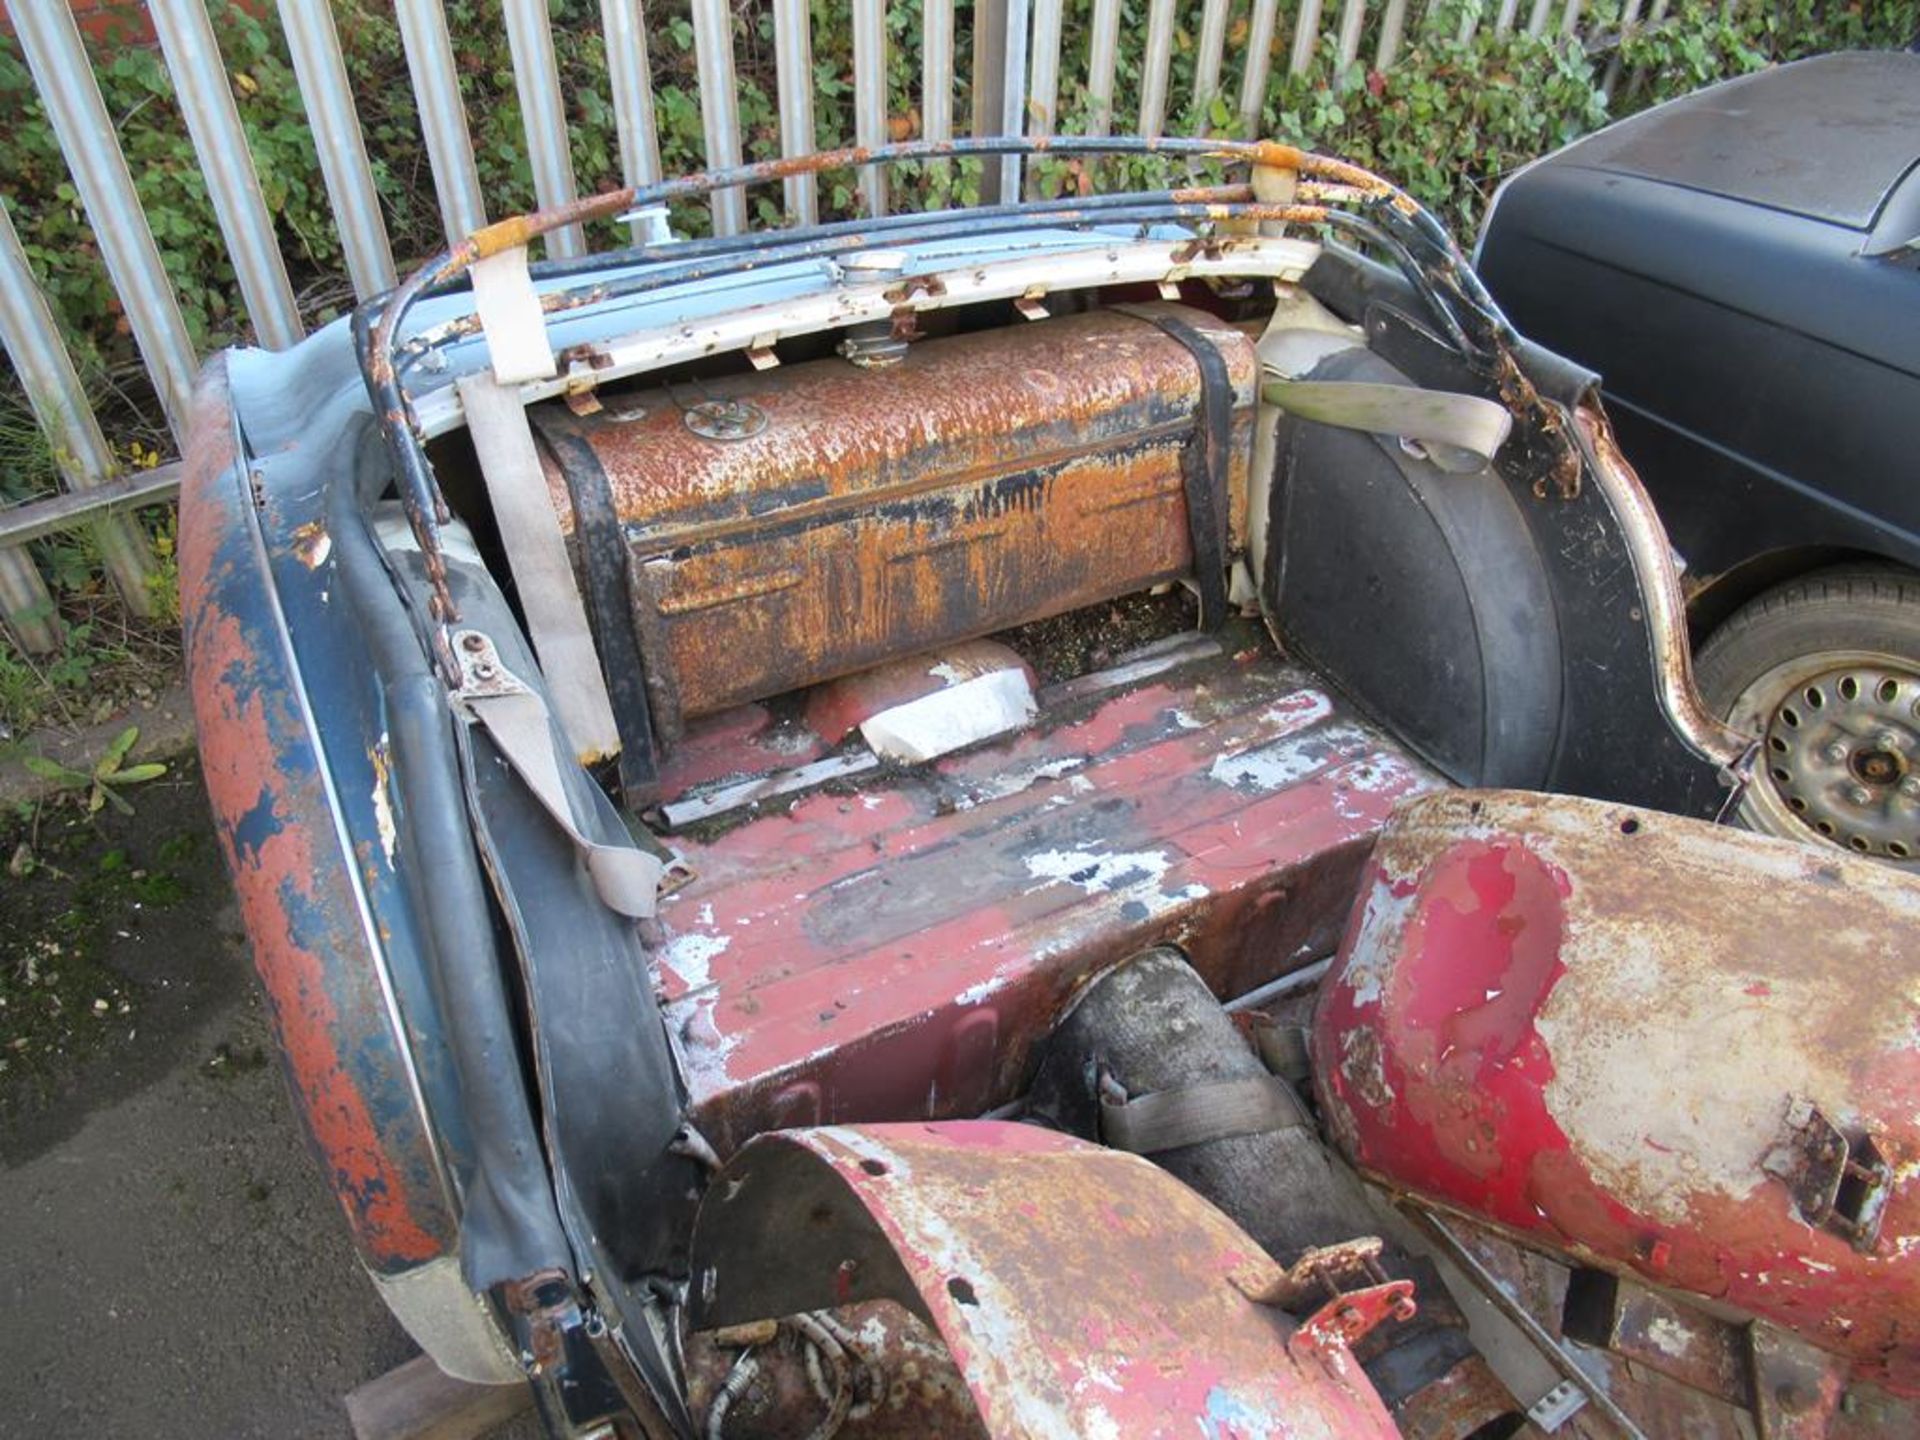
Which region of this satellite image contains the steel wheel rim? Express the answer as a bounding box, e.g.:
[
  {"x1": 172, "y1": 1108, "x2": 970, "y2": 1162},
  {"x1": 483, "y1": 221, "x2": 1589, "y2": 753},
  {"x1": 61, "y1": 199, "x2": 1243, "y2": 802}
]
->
[{"x1": 1729, "y1": 649, "x2": 1920, "y2": 866}]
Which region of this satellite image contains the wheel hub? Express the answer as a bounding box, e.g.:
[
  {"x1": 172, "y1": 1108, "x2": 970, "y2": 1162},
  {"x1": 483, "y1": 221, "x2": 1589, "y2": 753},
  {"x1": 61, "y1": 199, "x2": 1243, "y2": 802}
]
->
[{"x1": 1760, "y1": 662, "x2": 1920, "y2": 862}]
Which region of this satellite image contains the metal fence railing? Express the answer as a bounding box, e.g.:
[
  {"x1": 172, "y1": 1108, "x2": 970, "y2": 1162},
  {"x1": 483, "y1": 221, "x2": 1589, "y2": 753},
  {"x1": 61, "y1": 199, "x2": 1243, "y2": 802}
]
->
[{"x1": 0, "y1": 0, "x2": 1634, "y2": 652}]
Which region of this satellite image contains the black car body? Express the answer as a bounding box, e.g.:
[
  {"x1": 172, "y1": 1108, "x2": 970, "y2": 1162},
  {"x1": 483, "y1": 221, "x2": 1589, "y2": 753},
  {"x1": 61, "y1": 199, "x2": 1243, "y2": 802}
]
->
[{"x1": 1479, "y1": 51, "x2": 1920, "y2": 862}]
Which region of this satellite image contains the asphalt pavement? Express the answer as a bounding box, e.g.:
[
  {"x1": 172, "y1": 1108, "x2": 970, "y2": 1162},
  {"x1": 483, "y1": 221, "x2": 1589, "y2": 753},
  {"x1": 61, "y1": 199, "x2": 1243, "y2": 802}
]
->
[{"x1": 0, "y1": 758, "x2": 535, "y2": 1439}]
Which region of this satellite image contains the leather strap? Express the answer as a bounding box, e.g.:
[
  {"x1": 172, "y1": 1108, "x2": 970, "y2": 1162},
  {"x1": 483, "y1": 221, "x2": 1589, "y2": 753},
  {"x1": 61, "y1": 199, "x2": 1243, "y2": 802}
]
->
[
  {"x1": 1262, "y1": 375, "x2": 1512, "y2": 475},
  {"x1": 1099, "y1": 1072, "x2": 1309, "y2": 1155},
  {"x1": 452, "y1": 629, "x2": 664, "y2": 919},
  {"x1": 1119, "y1": 306, "x2": 1234, "y2": 630},
  {"x1": 457, "y1": 375, "x2": 622, "y2": 763}
]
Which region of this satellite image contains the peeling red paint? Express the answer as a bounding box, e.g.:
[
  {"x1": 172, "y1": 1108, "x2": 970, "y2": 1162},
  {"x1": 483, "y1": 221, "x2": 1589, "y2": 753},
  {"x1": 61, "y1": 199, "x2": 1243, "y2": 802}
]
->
[
  {"x1": 180, "y1": 366, "x2": 447, "y2": 1273},
  {"x1": 693, "y1": 1123, "x2": 1403, "y2": 1438},
  {"x1": 655, "y1": 651, "x2": 1440, "y2": 1153},
  {"x1": 1317, "y1": 790, "x2": 1920, "y2": 1395}
]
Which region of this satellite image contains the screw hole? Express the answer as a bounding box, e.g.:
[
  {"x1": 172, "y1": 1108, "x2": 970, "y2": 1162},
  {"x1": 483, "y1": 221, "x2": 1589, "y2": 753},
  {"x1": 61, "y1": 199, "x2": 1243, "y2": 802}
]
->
[
  {"x1": 1782, "y1": 707, "x2": 1801, "y2": 728},
  {"x1": 1815, "y1": 821, "x2": 1836, "y2": 837},
  {"x1": 859, "y1": 1159, "x2": 888, "y2": 1176},
  {"x1": 1771, "y1": 767, "x2": 1792, "y2": 784},
  {"x1": 1768, "y1": 735, "x2": 1788, "y2": 753},
  {"x1": 1805, "y1": 687, "x2": 1825, "y2": 709},
  {"x1": 947, "y1": 1277, "x2": 979, "y2": 1306},
  {"x1": 1889, "y1": 841, "x2": 1910, "y2": 858},
  {"x1": 1619, "y1": 817, "x2": 1640, "y2": 835},
  {"x1": 1849, "y1": 836, "x2": 1871, "y2": 852},
  {"x1": 1879, "y1": 678, "x2": 1901, "y2": 705},
  {"x1": 1788, "y1": 796, "x2": 1808, "y2": 813},
  {"x1": 1839, "y1": 675, "x2": 1860, "y2": 701}
]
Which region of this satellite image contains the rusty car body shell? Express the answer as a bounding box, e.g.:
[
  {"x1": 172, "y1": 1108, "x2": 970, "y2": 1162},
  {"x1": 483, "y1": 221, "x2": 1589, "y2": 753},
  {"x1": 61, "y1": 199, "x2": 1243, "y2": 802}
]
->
[
  {"x1": 1315, "y1": 789, "x2": 1920, "y2": 1396},
  {"x1": 176, "y1": 137, "x2": 1911, "y2": 1438}
]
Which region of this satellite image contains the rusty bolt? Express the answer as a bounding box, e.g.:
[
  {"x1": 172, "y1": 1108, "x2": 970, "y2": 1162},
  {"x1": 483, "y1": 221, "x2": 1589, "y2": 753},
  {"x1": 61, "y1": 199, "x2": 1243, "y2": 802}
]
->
[
  {"x1": 461, "y1": 632, "x2": 487, "y2": 653},
  {"x1": 1776, "y1": 1383, "x2": 1817, "y2": 1415}
]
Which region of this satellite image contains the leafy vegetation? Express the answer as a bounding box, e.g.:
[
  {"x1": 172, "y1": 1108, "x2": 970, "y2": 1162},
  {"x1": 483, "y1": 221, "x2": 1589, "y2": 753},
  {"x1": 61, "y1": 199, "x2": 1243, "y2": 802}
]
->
[
  {"x1": 23, "y1": 724, "x2": 169, "y2": 815},
  {"x1": 0, "y1": 0, "x2": 1913, "y2": 718}
]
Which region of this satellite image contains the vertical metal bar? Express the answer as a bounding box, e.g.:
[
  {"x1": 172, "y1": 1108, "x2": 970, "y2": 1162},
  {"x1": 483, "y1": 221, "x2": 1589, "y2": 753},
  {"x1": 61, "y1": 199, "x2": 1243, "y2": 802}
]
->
[
  {"x1": 998, "y1": 0, "x2": 1030, "y2": 198},
  {"x1": 1138, "y1": 0, "x2": 1176, "y2": 136},
  {"x1": 1601, "y1": 0, "x2": 1645, "y2": 98},
  {"x1": 601, "y1": 0, "x2": 665, "y2": 241},
  {"x1": 1085, "y1": 0, "x2": 1122, "y2": 136},
  {"x1": 770, "y1": 0, "x2": 818, "y2": 223},
  {"x1": 1458, "y1": 0, "x2": 1483, "y2": 44},
  {"x1": 852, "y1": 0, "x2": 889, "y2": 215},
  {"x1": 397, "y1": 0, "x2": 488, "y2": 243},
  {"x1": 689, "y1": 0, "x2": 747, "y2": 234},
  {"x1": 150, "y1": 0, "x2": 303, "y2": 350},
  {"x1": 1028, "y1": 0, "x2": 1064, "y2": 138},
  {"x1": 1525, "y1": 0, "x2": 1554, "y2": 33},
  {"x1": 1494, "y1": 0, "x2": 1523, "y2": 33},
  {"x1": 1289, "y1": 0, "x2": 1327, "y2": 74},
  {"x1": 0, "y1": 201, "x2": 155, "y2": 620},
  {"x1": 1335, "y1": 0, "x2": 1368, "y2": 68},
  {"x1": 1561, "y1": 0, "x2": 1584, "y2": 32},
  {"x1": 971, "y1": 0, "x2": 1009, "y2": 201},
  {"x1": 502, "y1": 0, "x2": 585, "y2": 258},
  {"x1": 922, "y1": 0, "x2": 956, "y2": 142},
  {"x1": 0, "y1": 550, "x2": 61, "y2": 655},
  {"x1": 1374, "y1": 0, "x2": 1411, "y2": 68},
  {"x1": 10, "y1": 0, "x2": 199, "y2": 443},
  {"x1": 1239, "y1": 0, "x2": 1280, "y2": 134},
  {"x1": 276, "y1": 0, "x2": 396, "y2": 300},
  {"x1": 1193, "y1": 0, "x2": 1230, "y2": 122}
]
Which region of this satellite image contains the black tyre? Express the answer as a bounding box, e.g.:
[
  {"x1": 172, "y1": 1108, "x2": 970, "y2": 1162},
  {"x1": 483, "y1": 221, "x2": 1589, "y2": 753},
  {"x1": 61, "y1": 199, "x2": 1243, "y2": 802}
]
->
[{"x1": 1695, "y1": 564, "x2": 1920, "y2": 865}]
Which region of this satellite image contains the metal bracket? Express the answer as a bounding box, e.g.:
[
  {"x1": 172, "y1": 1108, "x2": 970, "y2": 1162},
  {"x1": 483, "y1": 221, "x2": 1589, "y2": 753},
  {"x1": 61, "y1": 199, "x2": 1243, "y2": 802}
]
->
[
  {"x1": 1288, "y1": 1280, "x2": 1418, "y2": 1359},
  {"x1": 452, "y1": 629, "x2": 665, "y2": 919},
  {"x1": 1526, "y1": 1380, "x2": 1588, "y2": 1432}
]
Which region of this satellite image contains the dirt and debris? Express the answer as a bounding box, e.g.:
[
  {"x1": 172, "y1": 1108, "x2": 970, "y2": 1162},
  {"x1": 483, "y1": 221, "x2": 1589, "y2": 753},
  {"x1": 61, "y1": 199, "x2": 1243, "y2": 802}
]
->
[
  {"x1": 0, "y1": 761, "x2": 537, "y2": 1438},
  {"x1": 0, "y1": 756, "x2": 236, "y2": 1157},
  {"x1": 994, "y1": 585, "x2": 1200, "y2": 684}
]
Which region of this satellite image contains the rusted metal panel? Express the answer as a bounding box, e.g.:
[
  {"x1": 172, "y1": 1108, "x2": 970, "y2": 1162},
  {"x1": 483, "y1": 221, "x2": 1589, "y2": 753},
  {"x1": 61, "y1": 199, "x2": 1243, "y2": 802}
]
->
[
  {"x1": 689, "y1": 1122, "x2": 1406, "y2": 1438},
  {"x1": 1314, "y1": 789, "x2": 1920, "y2": 1396},
  {"x1": 536, "y1": 305, "x2": 1256, "y2": 733},
  {"x1": 178, "y1": 361, "x2": 455, "y2": 1274},
  {"x1": 1563, "y1": 1269, "x2": 1755, "y2": 1407},
  {"x1": 653, "y1": 647, "x2": 1441, "y2": 1155}
]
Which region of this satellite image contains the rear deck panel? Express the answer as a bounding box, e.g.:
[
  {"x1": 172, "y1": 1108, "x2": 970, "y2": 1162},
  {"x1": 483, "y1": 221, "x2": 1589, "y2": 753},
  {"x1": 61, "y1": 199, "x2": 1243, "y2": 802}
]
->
[{"x1": 652, "y1": 645, "x2": 1441, "y2": 1153}]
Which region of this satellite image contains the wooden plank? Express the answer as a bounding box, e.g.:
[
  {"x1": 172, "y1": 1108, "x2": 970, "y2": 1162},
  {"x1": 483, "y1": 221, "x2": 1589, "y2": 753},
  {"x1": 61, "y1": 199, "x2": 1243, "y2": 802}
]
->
[{"x1": 344, "y1": 1354, "x2": 532, "y2": 1440}]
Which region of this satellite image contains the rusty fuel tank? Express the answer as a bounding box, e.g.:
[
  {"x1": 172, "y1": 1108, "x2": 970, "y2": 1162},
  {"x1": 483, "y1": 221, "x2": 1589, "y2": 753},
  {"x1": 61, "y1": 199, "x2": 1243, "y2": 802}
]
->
[
  {"x1": 1313, "y1": 789, "x2": 1920, "y2": 1395},
  {"x1": 532, "y1": 303, "x2": 1255, "y2": 739}
]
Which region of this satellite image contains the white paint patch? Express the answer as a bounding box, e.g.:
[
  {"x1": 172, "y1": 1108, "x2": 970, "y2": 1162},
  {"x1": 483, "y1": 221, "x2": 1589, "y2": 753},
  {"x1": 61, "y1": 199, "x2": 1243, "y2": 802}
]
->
[
  {"x1": 861, "y1": 668, "x2": 1037, "y2": 763},
  {"x1": 1169, "y1": 708, "x2": 1205, "y2": 731},
  {"x1": 1643, "y1": 1315, "x2": 1694, "y2": 1358},
  {"x1": 1023, "y1": 845, "x2": 1207, "y2": 918},
  {"x1": 369, "y1": 734, "x2": 398, "y2": 870},
  {"x1": 1207, "y1": 721, "x2": 1367, "y2": 793},
  {"x1": 661, "y1": 930, "x2": 731, "y2": 991}
]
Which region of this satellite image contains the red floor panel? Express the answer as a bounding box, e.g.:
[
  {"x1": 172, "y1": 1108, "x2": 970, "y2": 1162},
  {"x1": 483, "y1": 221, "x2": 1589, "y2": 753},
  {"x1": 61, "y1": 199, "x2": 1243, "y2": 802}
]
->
[{"x1": 651, "y1": 646, "x2": 1441, "y2": 1155}]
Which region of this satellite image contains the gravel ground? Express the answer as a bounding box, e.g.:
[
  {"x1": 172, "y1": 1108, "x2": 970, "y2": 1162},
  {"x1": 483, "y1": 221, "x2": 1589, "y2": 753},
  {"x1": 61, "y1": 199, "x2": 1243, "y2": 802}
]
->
[{"x1": 0, "y1": 763, "x2": 536, "y2": 1439}]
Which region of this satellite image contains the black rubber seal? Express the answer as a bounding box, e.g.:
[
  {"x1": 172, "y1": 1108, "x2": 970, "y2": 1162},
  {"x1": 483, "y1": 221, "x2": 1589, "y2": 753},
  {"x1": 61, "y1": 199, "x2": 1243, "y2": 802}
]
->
[
  {"x1": 528, "y1": 413, "x2": 661, "y2": 802},
  {"x1": 1118, "y1": 306, "x2": 1233, "y2": 630}
]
